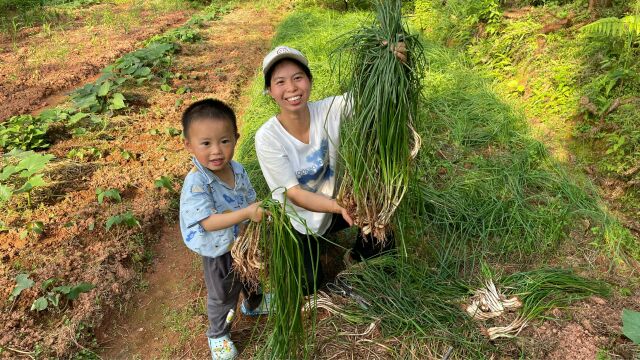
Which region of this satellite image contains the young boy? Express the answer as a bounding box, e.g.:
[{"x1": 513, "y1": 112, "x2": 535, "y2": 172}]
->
[{"x1": 179, "y1": 98, "x2": 269, "y2": 360}]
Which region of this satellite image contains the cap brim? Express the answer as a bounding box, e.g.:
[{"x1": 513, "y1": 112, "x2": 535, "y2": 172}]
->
[{"x1": 263, "y1": 53, "x2": 309, "y2": 76}]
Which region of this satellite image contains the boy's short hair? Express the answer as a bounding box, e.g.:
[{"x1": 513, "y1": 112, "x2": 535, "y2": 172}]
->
[{"x1": 182, "y1": 98, "x2": 238, "y2": 139}]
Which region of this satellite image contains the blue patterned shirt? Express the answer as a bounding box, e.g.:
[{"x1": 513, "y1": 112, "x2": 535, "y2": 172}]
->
[{"x1": 179, "y1": 158, "x2": 257, "y2": 258}]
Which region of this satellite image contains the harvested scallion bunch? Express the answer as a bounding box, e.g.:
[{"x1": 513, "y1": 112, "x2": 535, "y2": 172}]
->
[
  {"x1": 334, "y1": 0, "x2": 425, "y2": 241},
  {"x1": 326, "y1": 255, "x2": 488, "y2": 358},
  {"x1": 501, "y1": 268, "x2": 610, "y2": 321},
  {"x1": 233, "y1": 197, "x2": 318, "y2": 359},
  {"x1": 464, "y1": 268, "x2": 610, "y2": 339}
]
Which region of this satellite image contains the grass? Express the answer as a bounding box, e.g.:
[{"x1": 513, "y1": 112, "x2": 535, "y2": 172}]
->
[
  {"x1": 428, "y1": 0, "x2": 639, "y2": 248},
  {"x1": 405, "y1": 44, "x2": 614, "y2": 273}
]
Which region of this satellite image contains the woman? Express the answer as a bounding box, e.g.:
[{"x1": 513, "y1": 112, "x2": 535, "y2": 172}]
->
[{"x1": 254, "y1": 45, "x2": 405, "y2": 294}]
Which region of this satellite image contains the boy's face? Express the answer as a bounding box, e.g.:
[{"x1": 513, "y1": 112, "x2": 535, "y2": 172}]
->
[{"x1": 184, "y1": 117, "x2": 237, "y2": 174}]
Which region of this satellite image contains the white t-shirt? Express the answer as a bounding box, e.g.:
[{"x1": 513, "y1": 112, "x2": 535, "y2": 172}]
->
[{"x1": 255, "y1": 95, "x2": 349, "y2": 235}]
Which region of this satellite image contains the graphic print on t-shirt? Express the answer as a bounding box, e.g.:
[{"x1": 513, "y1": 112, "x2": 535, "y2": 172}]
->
[{"x1": 295, "y1": 139, "x2": 333, "y2": 192}]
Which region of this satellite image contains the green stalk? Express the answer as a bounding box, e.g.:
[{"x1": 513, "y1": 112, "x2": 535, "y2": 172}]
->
[
  {"x1": 333, "y1": 0, "x2": 425, "y2": 241},
  {"x1": 243, "y1": 197, "x2": 318, "y2": 359}
]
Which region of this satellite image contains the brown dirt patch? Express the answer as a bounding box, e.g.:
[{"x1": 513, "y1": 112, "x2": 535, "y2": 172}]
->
[
  {"x1": 0, "y1": 2, "x2": 194, "y2": 120},
  {"x1": 522, "y1": 294, "x2": 640, "y2": 359}
]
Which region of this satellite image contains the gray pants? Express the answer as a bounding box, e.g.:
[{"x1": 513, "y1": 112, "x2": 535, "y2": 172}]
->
[{"x1": 203, "y1": 253, "x2": 262, "y2": 338}]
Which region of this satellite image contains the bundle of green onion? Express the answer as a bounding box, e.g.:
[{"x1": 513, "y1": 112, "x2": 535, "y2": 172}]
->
[
  {"x1": 232, "y1": 198, "x2": 318, "y2": 359},
  {"x1": 335, "y1": 0, "x2": 425, "y2": 241}
]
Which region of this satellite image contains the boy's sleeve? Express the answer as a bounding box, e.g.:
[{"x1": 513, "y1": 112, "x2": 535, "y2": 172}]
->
[
  {"x1": 255, "y1": 131, "x2": 299, "y2": 194},
  {"x1": 180, "y1": 177, "x2": 216, "y2": 229}
]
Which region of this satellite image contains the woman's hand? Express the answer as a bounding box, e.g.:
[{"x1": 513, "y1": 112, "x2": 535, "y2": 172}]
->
[
  {"x1": 246, "y1": 202, "x2": 265, "y2": 223},
  {"x1": 383, "y1": 40, "x2": 407, "y2": 63},
  {"x1": 331, "y1": 199, "x2": 354, "y2": 226}
]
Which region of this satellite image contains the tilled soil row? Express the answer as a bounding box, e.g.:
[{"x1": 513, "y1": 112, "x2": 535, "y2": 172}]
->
[{"x1": 0, "y1": 3, "x2": 193, "y2": 120}]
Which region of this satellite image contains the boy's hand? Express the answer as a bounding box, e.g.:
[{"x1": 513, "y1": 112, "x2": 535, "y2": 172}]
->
[{"x1": 246, "y1": 202, "x2": 265, "y2": 223}]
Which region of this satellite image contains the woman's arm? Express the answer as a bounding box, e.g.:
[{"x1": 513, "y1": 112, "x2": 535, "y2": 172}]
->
[
  {"x1": 286, "y1": 185, "x2": 353, "y2": 226},
  {"x1": 200, "y1": 202, "x2": 264, "y2": 231}
]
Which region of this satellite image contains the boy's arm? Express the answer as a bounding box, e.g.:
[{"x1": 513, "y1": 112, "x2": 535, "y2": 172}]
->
[{"x1": 199, "y1": 202, "x2": 263, "y2": 232}]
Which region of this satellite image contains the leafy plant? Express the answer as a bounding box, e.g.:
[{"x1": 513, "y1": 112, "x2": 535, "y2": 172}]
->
[
  {"x1": 67, "y1": 147, "x2": 103, "y2": 161},
  {"x1": 154, "y1": 176, "x2": 177, "y2": 194},
  {"x1": 119, "y1": 149, "x2": 136, "y2": 161},
  {"x1": 581, "y1": 15, "x2": 640, "y2": 38},
  {"x1": 0, "y1": 150, "x2": 54, "y2": 207},
  {"x1": 9, "y1": 273, "x2": 35, "y2": 302},
  {"x1": 164, "y1": 127, "x2": 181, "y2": 137},
  {"x1": 19, "y1": 221, "x2": 45, "y2": 240},
  {"x1": 96, "y1": 188, "x2": 122, "y2": 205},
  {"x1": 30, "y1": 278, "x2": 95, "y2": 312},
  {"x1": 105, "y1": 211, "x2": 140, "y2": 231},
  {"x1": 113, "y1": 42, "x2": 178, "y2": 84},
  {"x1": 146, "y1": 26, "x2": 202, "y2": 44},
  {"x1": 0, "y1": 115, "x2": 51, "y2": 151},
  {"x1": 71, "y1": 72, "x2": 127, "y2": 113},
  {"x1": 622, "y1": 308, "x2": 640, "y2": 344}
]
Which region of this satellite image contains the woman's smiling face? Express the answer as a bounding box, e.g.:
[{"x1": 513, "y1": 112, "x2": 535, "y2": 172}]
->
[{"x1": 267, "y1": 59, "x2": 312, "y2": 113}]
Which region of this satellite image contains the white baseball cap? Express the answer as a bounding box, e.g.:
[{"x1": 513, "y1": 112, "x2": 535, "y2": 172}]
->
[{"x1": 262, "y1": 45, "x2": 309, "y2": 77}]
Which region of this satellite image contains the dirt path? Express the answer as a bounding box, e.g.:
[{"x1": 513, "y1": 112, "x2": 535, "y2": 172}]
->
[
  {"x1": 0, "y1": 2, "x2": 193, "y2": 120},
  {"x1": 95, "y1": 4, "x2": 283, "y2": 358}
]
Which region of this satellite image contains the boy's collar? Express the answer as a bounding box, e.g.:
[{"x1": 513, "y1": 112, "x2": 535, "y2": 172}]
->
[{"x1": 191, "y1": 157, "x2": 238, "y2": 185}]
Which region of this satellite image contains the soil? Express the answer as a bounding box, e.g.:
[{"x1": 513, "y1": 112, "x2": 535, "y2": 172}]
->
[
  {"x1": 524, "y1": 294, "x2": 640, "y2": 359},
  {"x1": 1, "y1": 1, "x2": 639, "y2": 359},
  {"x1": 0, "y1": 2, "x2": 194, "y2": 121}
]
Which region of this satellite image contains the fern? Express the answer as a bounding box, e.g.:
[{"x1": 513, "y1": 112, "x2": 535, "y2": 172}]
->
[{"x1": 582, "y1": 15, "x2": 640, "y2": 38}]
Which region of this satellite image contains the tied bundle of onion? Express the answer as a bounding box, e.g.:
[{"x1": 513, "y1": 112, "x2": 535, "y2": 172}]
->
[
  {"x1": 334, "y1": 0, "x2": 425, "y2": 241},
  {"x1": 232, "y1": 197, "x2": 319, "y2": 359}
]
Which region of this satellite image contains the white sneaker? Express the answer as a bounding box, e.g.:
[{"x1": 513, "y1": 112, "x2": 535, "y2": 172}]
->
[{"x1": 208, "y1": 334, "x2": 238, "y2": 360}]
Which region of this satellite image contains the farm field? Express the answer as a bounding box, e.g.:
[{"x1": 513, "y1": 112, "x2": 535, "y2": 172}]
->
[{"x1": 1, "y1": 0, "x2": 639, "y2": 359}]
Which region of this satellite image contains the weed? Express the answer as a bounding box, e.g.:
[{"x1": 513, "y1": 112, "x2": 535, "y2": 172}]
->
[
  {"x1": 67, "y1": 147, "x2": 103, "y2": 162},
  {"x1": 9, "y1": 273, "x2": 35, "y2": 302},
  {"x1": 105, "y1": 211, "x2": 140, "y2": 231},
  {"x1": 128, "y1": 233, "x2": 153, "y2": 269},
  {"x1": 19, "y1": 221, "x2": 44, "y2": 240},
  {"x1": 96, "y1": 188, "x2": 122, "y2": 205},
  {"x1": 119, "y1": 149, "x2": 137, "y2": 161},
  {"x1": 154, "y1": 175, "x2": 178, "y2": 194},
  {"x1": 31, "y1": 279, "x2": 95, "y2": 312}
]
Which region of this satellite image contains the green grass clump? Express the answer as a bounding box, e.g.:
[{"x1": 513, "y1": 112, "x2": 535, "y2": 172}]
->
[
  {"x1": 335, "y1": 255, "x2": 488, "y2": 358},
  {"x1": 502, "y1": 268, "x2": 610, "y2": 320},
  {"x1": 326, "y1": 256, "x2": 610, "y2": 358},
  {"x1": 332, "y1": 0, "x2": 425, "y2": 240},
  {"x1": 237, "y1": 198, "x2": 318, "y2": 359}
]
